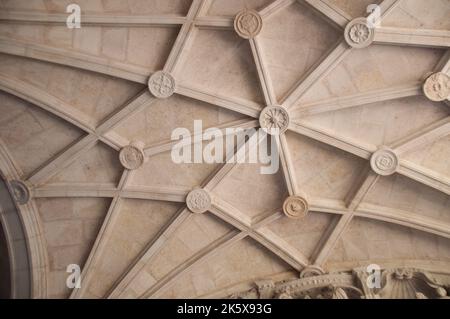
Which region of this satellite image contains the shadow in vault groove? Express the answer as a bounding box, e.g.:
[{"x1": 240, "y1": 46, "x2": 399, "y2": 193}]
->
[{"x1": 0, "y1": 176, "x2": 31, "y2": 299}]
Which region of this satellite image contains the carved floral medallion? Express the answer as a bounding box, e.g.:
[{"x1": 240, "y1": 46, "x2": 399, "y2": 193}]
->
[
  {"x1": 370, "y1": 147, "x2": 399, "y2": 176},
  {"x1": 344, "y1": 18, "x2": 374, "y2": 49},
  {"x1": 283, "y1": 195, "x2": 309, "y2": 219},
  {"x1": 234, "y1": 10, "x2": 263, "y2": 39},
  {"x1": 119, "y1": 144, "x2": 145, "y2": 170},
  {"x1": 423, "y1": 72, "x2": 450, "y2": 102},
  {"x1": 259, "y1": 106, "x2": 290, "y2": 135},
  {"x1": 186, "y1": 188, "x2": 211, "y2": 214},
  {"x1": 148, "y1": 71, "x2": 176, "y2": 98}
]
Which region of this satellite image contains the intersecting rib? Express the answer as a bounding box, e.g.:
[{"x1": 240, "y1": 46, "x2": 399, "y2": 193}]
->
[
  {"x1": 195, "y1": 16, "x2": 234, "y2": 29},
  {"x1": 176, "y1": 84, "x2": 262, "y2": 118},
  {"x1": 96, "y1": 90, "x2": 154, "y2": 135},
  {"x1": 144, "y1": 119, "x2": 259, "y2": 158},
  {"x1": 390, "y1": 116, "x2": 450, "y2": 154},
  {"x1": 435, "y1": 49, "x2": 450, "y2": 73},
  {"x1": 276, "y1": 134, "x2": 299, "y2": 195},
  {"x1": 33, "y1": 183, "x2": 118, "y2": 198},
  {"x1": 0, "y1": 75, "x2": 96, "y2": 133},
  {"x1": 302, "y1": 0, "x2": 351, "y2": 29},
  {"x1": 0, "y1": 11, "x2": 186, "y2": 26},
  {"x1": 163, "y1": 0, "x2": 210, "y2": 74},
  {"x1": 309, "y1": 198, "x2": 347, "y2": 214},
  {"x1": 202, "y1": 129, "x2": 264, "y2": 190},
  {"x1": 107, "y1": 207, "x2": 192, "y2": 298},
  {"x1": 259, "y1": 0, "x2": 297, "y2": 20},
  {"x1": 143, "y1": 230, "x2": 246, "y2": 298},
  {"x1": 378, "y1": 0, "x2": 403, "y2": 19},
  {"x1": 311, "y1": 214, "x2": 351, "y2": 266},
  {"x1": 0, "y1": 37, "x2": 149, "y2": 84},
  {"x1": 344, "y1": 167, "x2": 380, "y2": 211},
  {"x1": 250, "y1": 37, "x2": 277, "y2": 106},
  {"x1": 374, "y1": 27, "x2": 450, "y2": 48},
  {"x1": 311, "y1": 167, "x2": 379, "y2": 266},
  {"x1": 108, "y1": 132, "x2": 259, "y2": 298},
  {"x1": 356, "y1": 203, "x2": 450, "y2": 239},
  {"x1": 121, "y1": 185, "x2": 190, "y2": 203},
  {"x1": 397, "y1": 161, "x2": 450, "y2": 195},
  {"x1": 210, "y1": 197, "x2": 309, "y2": 271},
  {"x1": 71, "y1": 169, "x2": 133, "y2": 299},
  {"x1": 27, "y1": 135, "x2": 98, "y2": 186},
  {"x1": 282, "y1": 40, "x2": 351, "y2": 109},
  {"x1": 293, "y1": 83, "x2": 422, "y2": 116},
  {"x1": 0, "y1": 139, "x2": 23, "y2": 179},
  {"x1": 9, "y1": 88, "x2": 153, "y2": 186},
  {"x1": 32, "y1": 183, "x2": 190, "y2": 203},
  {"x1": 252, "y1": 228, "x2": 310, "y2": 270},
  {"x1": 289, "y1": 121, "x2": 375, "y2": 159}
]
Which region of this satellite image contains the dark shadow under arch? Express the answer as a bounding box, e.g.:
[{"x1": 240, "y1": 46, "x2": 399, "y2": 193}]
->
[
  {"x1": 0, "y1": 176, "x2": 31, "y2": 298},
  {"x1": 0, "y1": 221, "x2": 11, "y2": 298}
]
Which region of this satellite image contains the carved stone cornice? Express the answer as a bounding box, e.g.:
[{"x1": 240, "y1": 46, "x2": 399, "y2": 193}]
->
[
  {"x1": 374, "y1": 268, "x2": 450, "y2": 299},
  {"x1": 230, "y1": 266, "x2": 450, "y2": 299}
]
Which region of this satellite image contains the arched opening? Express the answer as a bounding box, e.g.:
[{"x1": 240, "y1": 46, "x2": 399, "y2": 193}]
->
[
  {"x1": 0, "y1": 221, "x2": 11, "y2": 298},
  {"x1": 0, "y1": 176, "x2": 31, "y2": 298}
]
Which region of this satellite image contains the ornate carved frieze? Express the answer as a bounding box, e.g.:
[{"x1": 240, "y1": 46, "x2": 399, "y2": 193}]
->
[
  {"x1": 344, "y1": 18, "x2": 375, "y2": 49},
  {"x1": 368, "y1": 268, "x2": 450, "y2": 299},
  {"x1": 230, "y1": 273, "x2": 360, "y2": 299},
  {"x1": 148, "y1": 71, "x2": 176, "y2": 98},
  {"x1": 186, "y1": 188, "x2": 211, "y2": 214},
  {"x1": 259, "y1": 106, "x2": 290, "y2": 135},
  {"x1": 234, "y1": 10, "x2": 263, "y2": 39},
  {"x1": 229, "y1": 267, "x2": 450, "y2": 299}
]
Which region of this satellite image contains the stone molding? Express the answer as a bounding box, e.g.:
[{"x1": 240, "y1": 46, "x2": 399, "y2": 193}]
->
[
  {"x1": 0, "y1": 0, "x2": 449, "y2": 300},
  {"x1": 0, "y1": 146, "x2": 48, "y2": 298},
  {"x1": 230, "y1": 266, "x2": 450, "y2": 299}
]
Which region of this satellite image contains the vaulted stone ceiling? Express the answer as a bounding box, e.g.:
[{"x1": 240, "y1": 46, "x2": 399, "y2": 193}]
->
[{"x1": 0, "y1": 0, "x2": 449, "y2": 299}]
